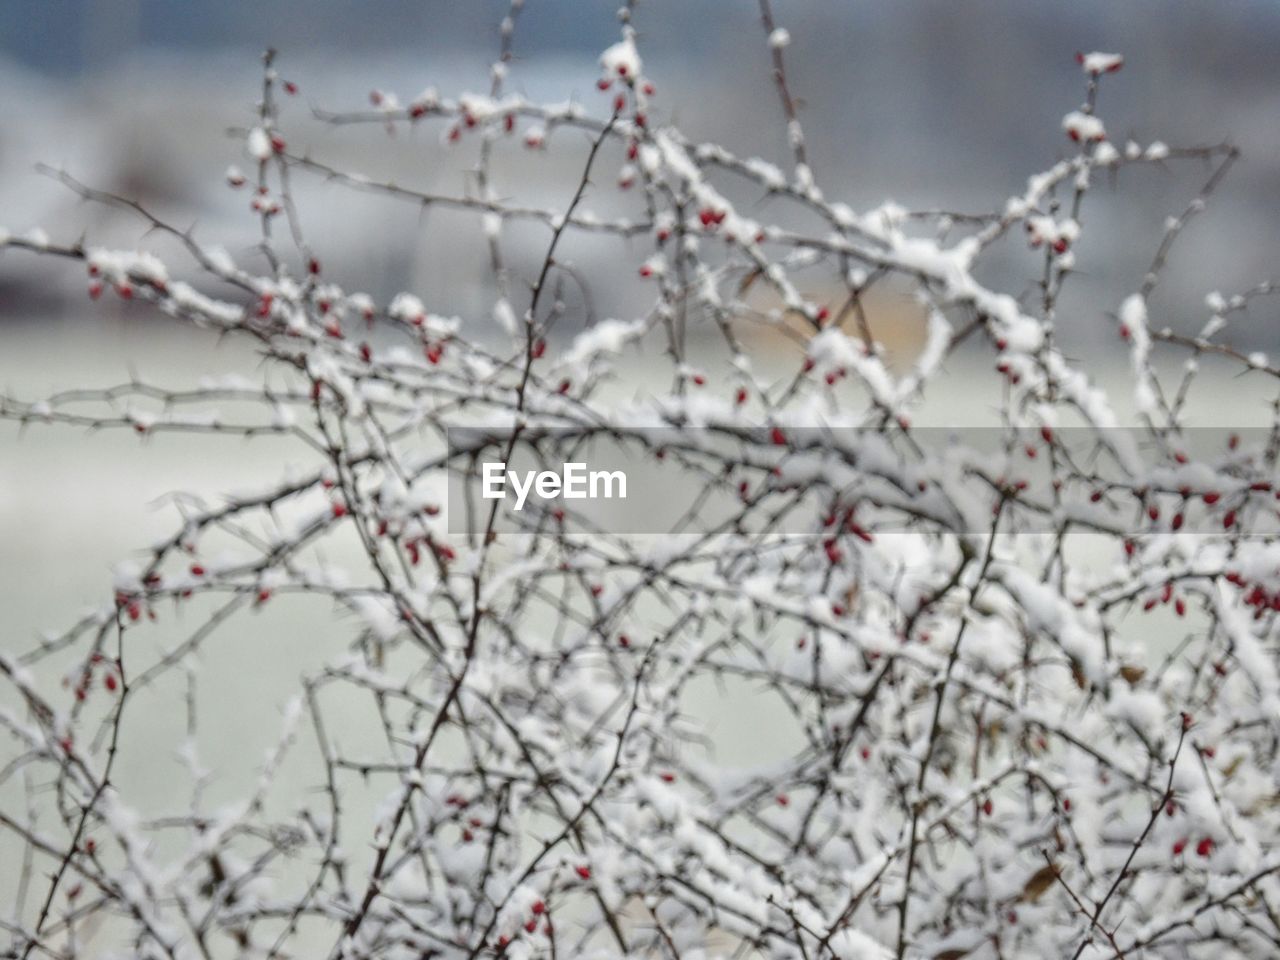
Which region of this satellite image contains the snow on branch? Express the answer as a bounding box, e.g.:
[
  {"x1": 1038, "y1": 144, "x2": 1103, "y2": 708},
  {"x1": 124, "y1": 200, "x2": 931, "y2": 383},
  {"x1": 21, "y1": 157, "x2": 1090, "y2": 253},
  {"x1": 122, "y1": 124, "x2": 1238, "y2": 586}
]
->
[{"x1": 1, "y1": 16, "x2": 1279, "y2": 960}]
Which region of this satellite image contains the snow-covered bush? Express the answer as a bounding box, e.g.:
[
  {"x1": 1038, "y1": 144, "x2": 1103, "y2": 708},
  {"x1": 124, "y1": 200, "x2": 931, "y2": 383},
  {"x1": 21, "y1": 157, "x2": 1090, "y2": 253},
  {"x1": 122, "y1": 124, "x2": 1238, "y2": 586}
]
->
[{"x1": 3, "y1": 5, "x2": 1280, "y2": 958}]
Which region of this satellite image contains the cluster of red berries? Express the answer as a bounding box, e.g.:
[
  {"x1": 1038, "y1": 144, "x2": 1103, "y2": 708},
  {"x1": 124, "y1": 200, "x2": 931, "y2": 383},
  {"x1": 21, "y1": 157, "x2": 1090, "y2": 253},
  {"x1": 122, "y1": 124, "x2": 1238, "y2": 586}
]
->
[
  {"x1": 65, "y1": 651, "x2": 120, "y2": 702},
  {"x1": 1227, "y1": 570, "x2": 1280, "y2": 618},
  {"x1": 1171, "y1": 836, "x2": 1215, "y2": 858}
]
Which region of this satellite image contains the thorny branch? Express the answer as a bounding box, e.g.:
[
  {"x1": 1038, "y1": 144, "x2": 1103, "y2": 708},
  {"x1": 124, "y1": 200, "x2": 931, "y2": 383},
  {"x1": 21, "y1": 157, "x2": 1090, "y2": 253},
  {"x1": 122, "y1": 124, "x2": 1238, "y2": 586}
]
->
[{"x1": 1, "y1": 11, "x2": 1280, "y2": 960}]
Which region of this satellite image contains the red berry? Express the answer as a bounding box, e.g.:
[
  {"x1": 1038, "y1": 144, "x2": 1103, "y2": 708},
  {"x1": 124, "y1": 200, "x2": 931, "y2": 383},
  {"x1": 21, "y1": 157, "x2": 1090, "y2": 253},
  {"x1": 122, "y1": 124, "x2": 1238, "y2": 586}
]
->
[
  {"x1": 982, "y1": 798, "x2": 993, "y2": 816},
  {"x1": 1196, "y1": 837, "x2": 1214, "y2": 857},
  {"x1": 575, "y1": 865, "x2": 591, "y2": 880}
]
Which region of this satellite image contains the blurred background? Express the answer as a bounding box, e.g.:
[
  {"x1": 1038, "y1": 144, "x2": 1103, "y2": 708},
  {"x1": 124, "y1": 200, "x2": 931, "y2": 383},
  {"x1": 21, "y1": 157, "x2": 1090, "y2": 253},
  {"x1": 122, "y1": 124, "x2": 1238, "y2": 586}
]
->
[
  {"x1": 4, "y1": 0, "x2": 1279, "y2": 565},
  {"x1": 2, "y1": 0, "x2": 1279, "y2": 344},
  {"x1": 0, "y1": 6, "x2": 1277, "y2": 945},
  {"x1": 3, "y1": 1, "x2": 1279, "y2": 705}
]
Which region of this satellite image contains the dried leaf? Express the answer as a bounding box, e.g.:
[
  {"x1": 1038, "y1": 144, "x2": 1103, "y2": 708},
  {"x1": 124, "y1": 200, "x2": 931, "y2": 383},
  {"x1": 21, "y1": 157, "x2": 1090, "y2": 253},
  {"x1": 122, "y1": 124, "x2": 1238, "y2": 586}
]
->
[
  {"x1": 1120, "y1": 664, "x2": 1146, "y2": 686},
  {"x1": 1019, "y1": 863, "x2": 1060, "y2": 902},
  {"x1": 843, "y1": 580, "x2": 861, "y2": 613},
  {"x1": 1072, "y1": 662, "x2": 1087, "y2": 689}
]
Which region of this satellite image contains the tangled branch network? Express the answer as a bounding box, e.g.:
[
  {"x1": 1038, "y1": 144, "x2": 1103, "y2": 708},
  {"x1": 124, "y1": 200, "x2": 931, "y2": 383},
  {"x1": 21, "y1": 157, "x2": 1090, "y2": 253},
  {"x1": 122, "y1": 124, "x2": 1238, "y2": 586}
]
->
[{"x1": 3, "y1": 4, "x2": 1280, "y2": 958}]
